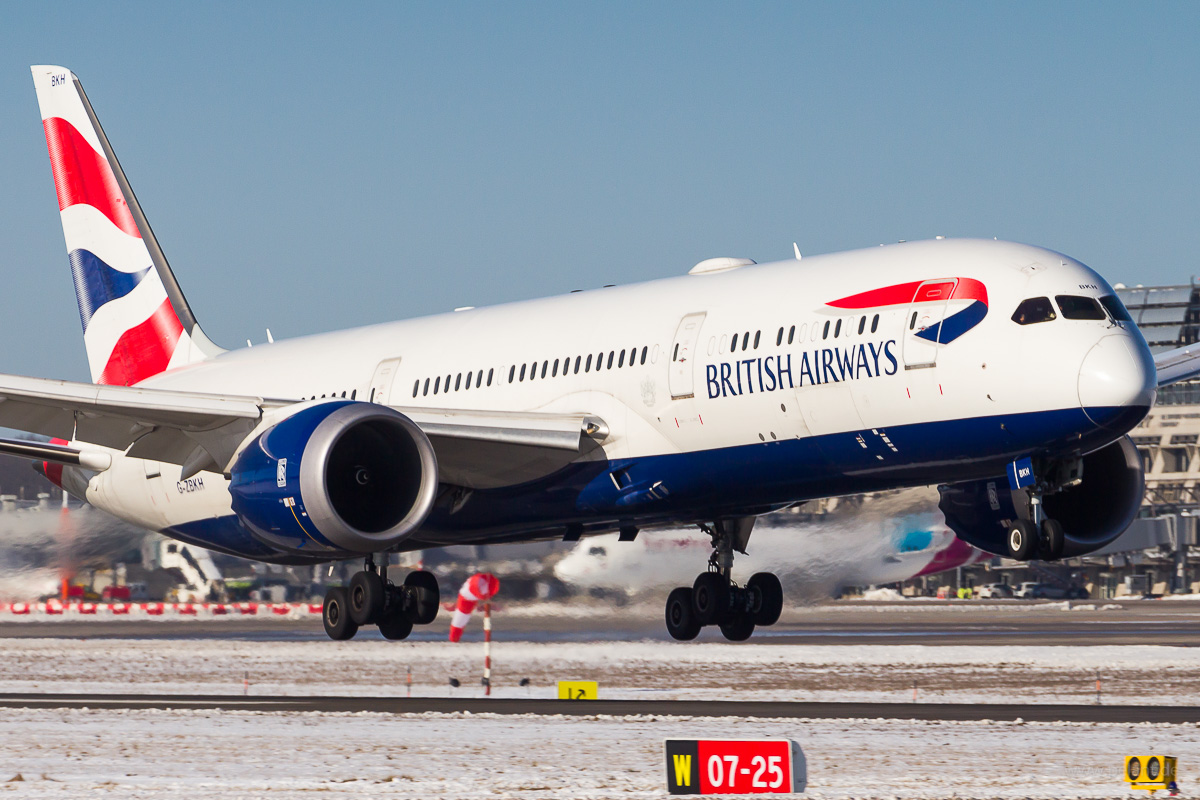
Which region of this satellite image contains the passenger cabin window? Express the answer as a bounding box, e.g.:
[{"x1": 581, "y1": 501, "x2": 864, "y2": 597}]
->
[
  {"x1": 858, "y1": 317, "x2": 866, "y2": 335},
  {"x1": 1012, "y1": 297, "x2": 1057, "y2": 325},
  {"x1": 1099, "y1": 295, "x2": 1134, "y2": 323},
  {"x1": 1055, "y1": 295, "x2": 1106, "y2": 321},
  {"x1": 834, "y1": 319, "x2": 842, "y2": 338},
  {"x1": 822, "y1": 321, "x2": 830, "y2": 339},
  {"x1": 776, "y1": 327, "x2": 784, "y2": 346},
  {"x1": 788, "y1": 325, "x2": 795, "y2": 344},
  {"x1": 871, "y1": 314, "x2": 879, "y2": 333}
]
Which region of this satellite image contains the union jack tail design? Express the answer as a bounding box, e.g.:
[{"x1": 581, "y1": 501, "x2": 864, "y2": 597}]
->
[{"x1": 31, "y1": 66, "x2": 222, "y2": 386}]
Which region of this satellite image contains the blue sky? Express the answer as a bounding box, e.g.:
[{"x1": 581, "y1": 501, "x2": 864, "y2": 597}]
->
[{"x1": 0, "y1": 2, "x2": 1197, "y2": 380}]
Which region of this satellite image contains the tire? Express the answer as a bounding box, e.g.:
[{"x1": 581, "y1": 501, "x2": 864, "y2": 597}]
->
[
  {"x1": 692, "y1": 572, "x2": 729, "y2": 626},
  {"x1": 1005, "y1": 520, "x2": 1038, "y2": 561},
  {"x1": 747, "y1": 572, "x2": 783, "y2": 626},
  {"x1": 718, "y1": 612, "x2": 755, "y2": 642},
  {"x1": 403, "y1": 570, "x2": 440, "y2": 625},
  {"x1": 665, "y1": 587, "x2": 701, "y2": 641},
  {"x1": 378, "y1": 609, "x2": 414, "y2": 640},
  {"x1": 322, "y1": 587, "x2": 359, "y2": 640},
  {"x1": 348, "y1": 571, "x2": 385, "y2": 626},
  {"x1": 1040, "y1": 518, "x2": 1065, "y2": 560}
]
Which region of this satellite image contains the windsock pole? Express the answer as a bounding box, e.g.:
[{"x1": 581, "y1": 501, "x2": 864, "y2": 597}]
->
[{"x1": 483, "y1": 602, "x2": 492, "y2": 696}]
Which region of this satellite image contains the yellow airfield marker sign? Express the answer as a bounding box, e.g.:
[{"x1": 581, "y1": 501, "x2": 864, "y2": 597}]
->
[{"x1": 557, "y1": 680, "x2": 598, "y2": 700}]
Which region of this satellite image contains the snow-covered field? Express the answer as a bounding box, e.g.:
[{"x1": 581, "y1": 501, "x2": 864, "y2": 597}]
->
[
  {"x1": 2, "y1": 638, "x2": 1198, "y2": 706},
  {"x1": 0, "y1": 707, "x2": 1194, "y2": 799},
  {"x1": 2, "y1": 638, "x2": 1197, "y2": 797}
]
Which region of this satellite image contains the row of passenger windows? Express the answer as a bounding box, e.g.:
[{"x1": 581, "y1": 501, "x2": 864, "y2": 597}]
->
[
  {"x1": 1011, "y1": 294, "x2": 1132, "y2": 326},
  {"x1": 414, "y1": 368, "x2": 495, "y2": 397},
  {"x1": 709, "y1": 314, "x2": 884, "y2": 357},
  {"x1": 413, "y1": 346, "x2": 654, "y2": 397},
  {"x1": 409, "y1": 310, "x2": 892, "y2": 400}
]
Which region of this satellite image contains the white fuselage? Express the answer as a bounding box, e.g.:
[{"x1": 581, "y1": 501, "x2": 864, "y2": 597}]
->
[{"x1": 65, "y1": 238, "x2": 1156, "y2": 560}]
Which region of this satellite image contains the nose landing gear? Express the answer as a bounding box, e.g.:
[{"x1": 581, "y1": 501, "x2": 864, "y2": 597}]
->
[
  {"x1": 1005, "y1": 458, "x2": 1078, "y2": 561},
  {"x1": 322, "y1": 554, "x2": 441, "y2": 640},
  {"x1": 663, "y1": 517, "x2": 783, "y2": 642}
]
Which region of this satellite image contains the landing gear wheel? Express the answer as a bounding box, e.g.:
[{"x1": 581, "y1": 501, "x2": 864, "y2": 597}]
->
[
  {"x1": 665, "y1": 587, "x2": 701, "y2": 641},
  {"x1": 692, "y1": 572, "x2": 730, "y2": 626},
  {"x1": 747, "y1": 572, "x2": 783, "y2": 626},
  {"x1": 1039, "y1": 518, "x2": 1065, "y2": 560},
  {"x1": 1006, "y1": 520, "x2": 1038, "y2": 561},
  {"x1": 403, "y1": 570, "x2": 440, "y2": 624},
  {"x1": 718, "y1": 612, "x2": 755, "y2": 642},
  {"x1": 348, "y1": 570, "x2": 385, "y2": 625},
  {"x1": 378, "y1": 609, "x2": 414, "y2": 640},
  {"x1": 322, "y1": 587, "x2": 358, "y2": 640}
]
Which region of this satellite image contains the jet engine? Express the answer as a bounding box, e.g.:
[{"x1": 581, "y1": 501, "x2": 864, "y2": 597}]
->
[
  {"x1": 937, "y1": 436, "x2": 1144, "y2": 559},
  {"x1": 229, "y1": 401, "x2": 438, "y2": 556}
]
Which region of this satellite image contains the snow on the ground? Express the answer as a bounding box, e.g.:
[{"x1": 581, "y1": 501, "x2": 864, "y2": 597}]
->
[
  {"x1": 0, "y1": 707, "x2": 1193, "y2": 799},
  {"x1": 1, "y1": 639, "x2": 1199, "y2": 705}
]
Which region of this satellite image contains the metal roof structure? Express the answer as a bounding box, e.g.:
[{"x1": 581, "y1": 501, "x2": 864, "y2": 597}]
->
[{"x1": 1115, "y1": 281, "x2": 1200, "y2": 353}]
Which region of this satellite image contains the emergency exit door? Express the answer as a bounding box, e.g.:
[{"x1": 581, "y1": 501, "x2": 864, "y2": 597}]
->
[{"x1": 668, "y1": 312, "x2": 706, "y2": 399}]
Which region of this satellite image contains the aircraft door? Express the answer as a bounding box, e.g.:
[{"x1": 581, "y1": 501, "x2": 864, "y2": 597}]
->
[
  {"x1": 368, "y1": 357, "x2": 402, "y2": 404},
  {"x1": 668, "y1": 312, "x2": 706, "y2": 399},
  {"x1": 902, "y1": 279, "x2": 956, "y2": 369}
]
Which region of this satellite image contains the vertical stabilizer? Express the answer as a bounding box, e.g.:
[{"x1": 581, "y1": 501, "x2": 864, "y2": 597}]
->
[{"x1": 31, "y1": 65, "x2": 223, "y2": 386}]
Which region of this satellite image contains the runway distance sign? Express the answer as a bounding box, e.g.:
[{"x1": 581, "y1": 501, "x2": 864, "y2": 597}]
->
[{"x1": 664, "y1": 739, "x2": 795, "y2": 794}]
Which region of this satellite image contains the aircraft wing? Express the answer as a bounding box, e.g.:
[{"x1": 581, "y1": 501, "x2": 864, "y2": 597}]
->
[
  {"x1": 1154, "y1": 344, "x2": 1200, "y2": 388},
  {"x1": 0, "y1": 373, "x2": 606, "y2": 487}
]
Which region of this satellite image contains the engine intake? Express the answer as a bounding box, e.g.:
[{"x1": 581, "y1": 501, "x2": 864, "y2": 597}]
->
[
  {"x1": 230, "y1": 401, "x2": 438, "y2": 555},
  {"x1": 938, "y1": 436, "x2": 1144, "y2": 559}
]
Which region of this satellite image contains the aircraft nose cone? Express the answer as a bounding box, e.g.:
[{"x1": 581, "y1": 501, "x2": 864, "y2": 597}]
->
[{"x1": 1078, "y1": 334, "x2": 1156, "y2": 431}]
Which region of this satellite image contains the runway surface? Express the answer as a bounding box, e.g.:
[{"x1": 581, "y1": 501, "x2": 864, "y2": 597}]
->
[
  {"x1": 0, "y1": 692, "x2": 1194, "y2": 723},
  {"x1": 3, "y1": 598, "x2": 1198, "y2": 645}
]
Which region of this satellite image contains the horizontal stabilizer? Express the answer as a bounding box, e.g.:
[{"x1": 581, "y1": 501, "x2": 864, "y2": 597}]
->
[{"x1": 0, "y1": 436, "x2": 111, "y2": 471}]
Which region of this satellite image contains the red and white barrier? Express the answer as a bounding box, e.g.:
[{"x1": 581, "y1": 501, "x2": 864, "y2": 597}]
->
[
  {"x1": 448, "y1": 573, "x2": 500, "y2": 643},
  {"x1": 1, "y1": 600, "x2": 330, "y2": 618}
]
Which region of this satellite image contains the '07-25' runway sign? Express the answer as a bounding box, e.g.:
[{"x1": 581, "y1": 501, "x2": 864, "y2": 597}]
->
[{"x1": 665, "y1": 739, "x2": 800, "y2": 795}]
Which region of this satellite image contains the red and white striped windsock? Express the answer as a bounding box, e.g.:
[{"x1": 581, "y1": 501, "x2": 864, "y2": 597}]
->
[{"x1": 448, "y1": 573, "x2": 500, "y2": 642}]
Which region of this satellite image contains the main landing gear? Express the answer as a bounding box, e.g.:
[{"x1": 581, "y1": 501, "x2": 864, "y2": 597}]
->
[
  {"x1": 1004, "y1": 459, "x2": 1078, "y2": 562},
  {"x1": 664, "y1": 518, "x2": 784, "y2": 642},
  {"x1": 322, "y1": 555, "x2": 440, "y2": 641}
]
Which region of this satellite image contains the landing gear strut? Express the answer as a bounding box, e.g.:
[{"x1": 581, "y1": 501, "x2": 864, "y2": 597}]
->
[
  {"x1": 663, "y1": 517, "x2": 783, "y2": 642},
  {"x1": 322, "y1": 555, "x2": 441, "y2": 641},
  {"x1": 1005, "y1": 458, "x2": 1076, "y2": 562}
]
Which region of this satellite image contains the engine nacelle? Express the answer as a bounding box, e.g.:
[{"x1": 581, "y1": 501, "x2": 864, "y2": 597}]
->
[
  {"x1": 229, "y1": 401, "x2": 438, "y2": 556},
  {"x1": 938, "y1": 436, "x2": 1144, "y2": 559}
]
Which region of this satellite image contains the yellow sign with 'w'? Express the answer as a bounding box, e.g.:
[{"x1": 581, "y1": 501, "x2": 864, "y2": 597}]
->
[{"x1": 673, "y1": 754, "x2": 692, "y2": 786}]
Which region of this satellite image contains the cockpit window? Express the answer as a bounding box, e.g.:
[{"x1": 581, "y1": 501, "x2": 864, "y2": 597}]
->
[
  {"x1": 1011, "y1": 297, "x2": 1057, "y2": 325},
  {"x1": 1099, "y1": 295, "x2": 1134, "y2": 323},
  {"x1": 1055, "y1": 295, "x2": 1107, "y2": 321}
]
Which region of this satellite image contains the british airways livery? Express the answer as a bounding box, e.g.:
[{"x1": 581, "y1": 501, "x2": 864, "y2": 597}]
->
[{"x1": 4, "y1": 66, "x2": 1189, "y2": 641}]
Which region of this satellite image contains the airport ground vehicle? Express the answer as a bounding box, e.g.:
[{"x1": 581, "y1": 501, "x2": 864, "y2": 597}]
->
[
  {"x1": 1014, "y1": 581, "x2": 1089, "y2": 599},
  {"x1": 3, "y1": 66, "x2": 1189, "y2": 641},
  {"x1": 974, "y1": 583, "x2": 1014, "y2": 599}
]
